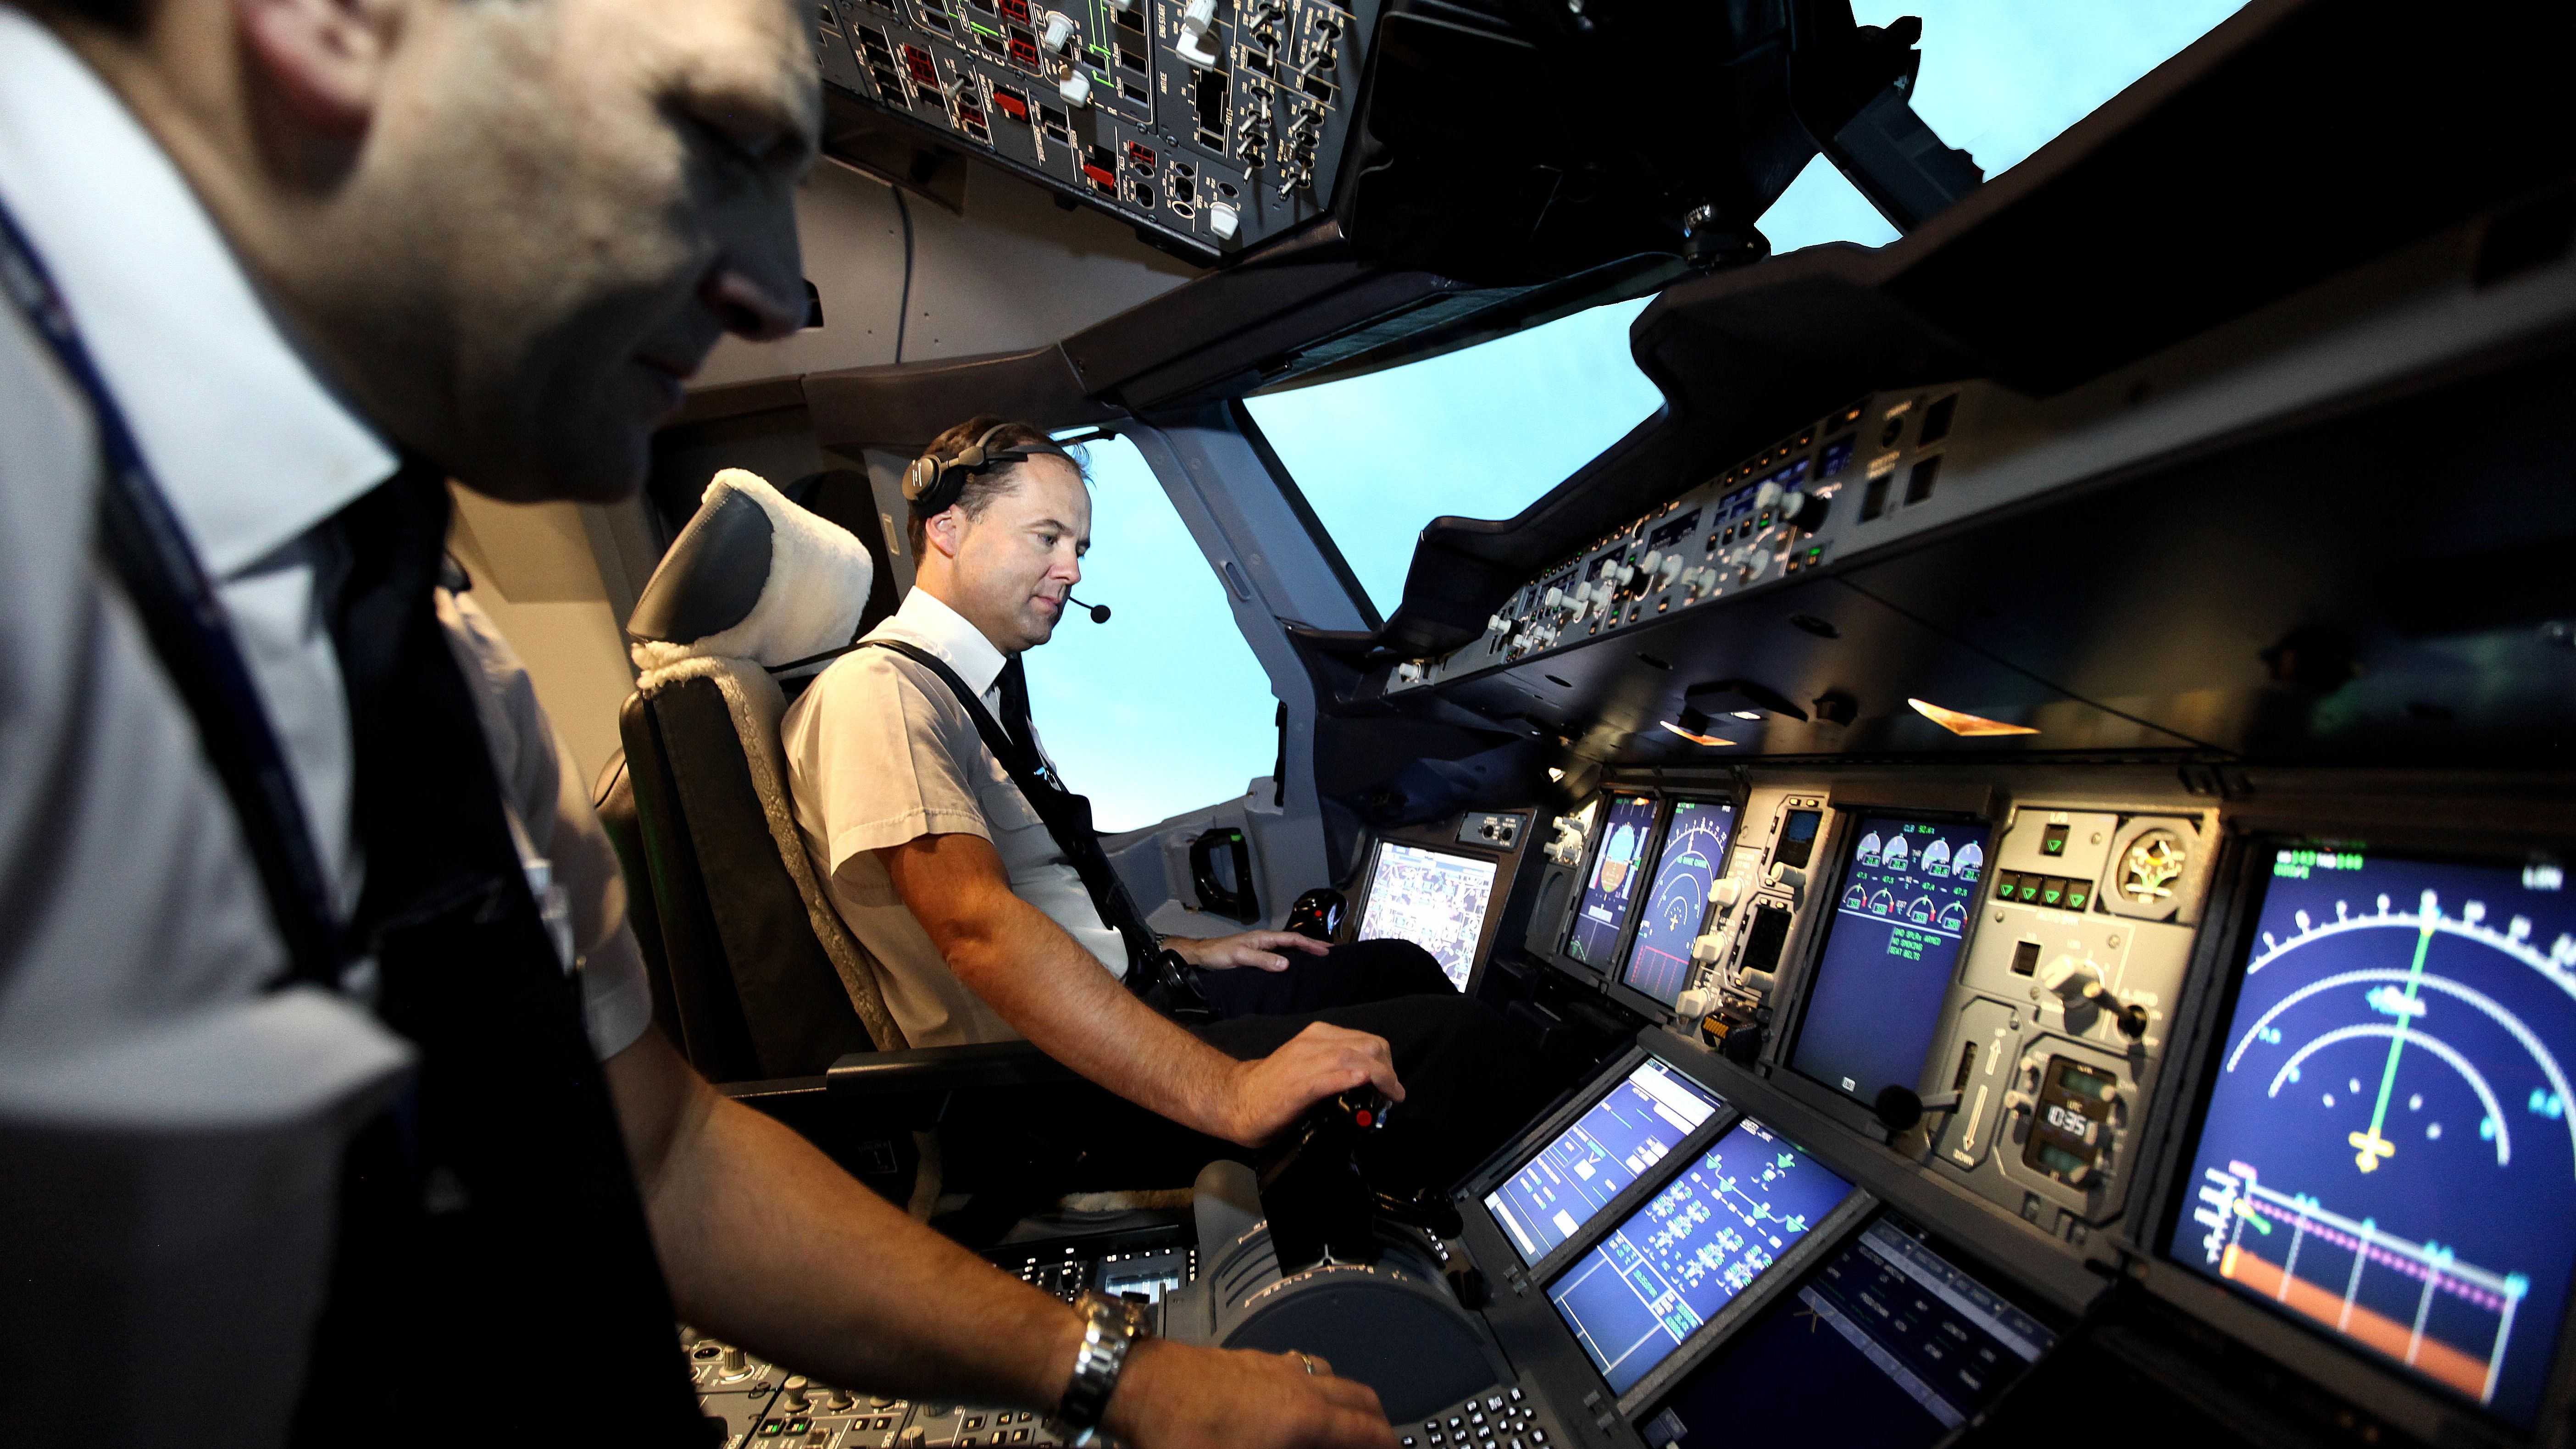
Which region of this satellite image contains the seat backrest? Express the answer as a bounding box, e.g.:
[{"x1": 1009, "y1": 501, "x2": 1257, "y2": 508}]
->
[
  {"x1": 621, "y1": 657, "x2": 905, "y2": 1080},
  {"x1": 611, "y1": 467, "x2": 909, "y2": 1081}
]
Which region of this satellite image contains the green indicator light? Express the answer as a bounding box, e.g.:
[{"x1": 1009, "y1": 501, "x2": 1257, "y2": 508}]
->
[
  {"x1": 2066, "y1": 887, "x2": 2090, "y2": 909},
  {"x1": 2041, "y1": 885, "x2": 2064, "y2": 906}
]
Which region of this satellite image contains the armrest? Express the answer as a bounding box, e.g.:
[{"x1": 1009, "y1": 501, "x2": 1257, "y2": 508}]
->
[{"x1": 825, "y1": 1040, "x2": 1081, "y2": 1099}]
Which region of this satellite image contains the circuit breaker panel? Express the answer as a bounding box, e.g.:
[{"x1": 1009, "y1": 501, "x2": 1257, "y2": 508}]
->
[{"x1": 809, "y1": 0, "x2": 1376, "y2": 259}]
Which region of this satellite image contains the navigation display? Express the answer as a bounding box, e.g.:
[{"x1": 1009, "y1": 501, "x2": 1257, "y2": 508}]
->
[
  {"x1": 1567, "y1": 794, "x2": 1658, "y2": 968},
  {"x1": 1641, "y1": 1215, "x2": 2055, "y2": 1449},
  {"x1": 1621, "y1": 801, "x2": 1736, "y2": 1007},
  {"x1": 1485, "y1": 1058, "x2": 1727, "y2": 1266},
  {"x1": 1792, "y1": 816, "x2": 1990, "y2": 1106},
  {"x1": 1549, "y1": 1118, "x2": 1854, "y2": 1397},
  {"x1": 1355, "y1": 842, "x2": 1500, "y2": 990},
  {"x1": 2168, "y1": 846, "x2": 2576, "y2": 1426}
]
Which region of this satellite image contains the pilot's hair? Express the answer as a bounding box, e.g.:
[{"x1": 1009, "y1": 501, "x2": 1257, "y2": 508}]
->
[{"x1": 907, "y1": 415, "x2": 1087, "y2": 555}]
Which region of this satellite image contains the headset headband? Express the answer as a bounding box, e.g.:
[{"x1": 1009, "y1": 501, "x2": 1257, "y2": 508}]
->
[{"x1": 903, "y1": 423, "x2": 1070, "y2": 519}]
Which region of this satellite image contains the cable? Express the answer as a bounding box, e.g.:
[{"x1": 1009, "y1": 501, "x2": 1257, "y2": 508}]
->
[{"x1": 891, "y1": 186, "x2": 915, "y2": 364}]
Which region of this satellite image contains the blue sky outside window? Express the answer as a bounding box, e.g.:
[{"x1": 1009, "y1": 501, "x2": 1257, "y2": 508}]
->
[
  {"x1": 1246, "y1": 1, "x2": 2249, "y2": 620},
  {"x1": 1018, "y1": 433, "x2": 1280, "y2": 833},
  {"x1": 1029, "y1": 2, "x2": 2251, "y2": 828}
]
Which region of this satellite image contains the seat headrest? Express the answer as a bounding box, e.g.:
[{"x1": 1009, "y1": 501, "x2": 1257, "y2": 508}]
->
[{"x1": 628, "y1": 468, "x2": 876, "y2": 672}]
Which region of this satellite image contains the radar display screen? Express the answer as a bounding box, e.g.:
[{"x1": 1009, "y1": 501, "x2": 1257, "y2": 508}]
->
[
  {"x1": 2167, "y1": 847, "x2": 2576, "y2": 1426},
  {"x1": 1639, "y1": 1215, "x2": 2055, "y2": 1449},
  {"x1": 1621, "y1": 801, "x2": 1737, "y2": 1007},
  {"x1": 1567, "y1": 794, "x2": 1658, "y2": 969},
  {"x1": 1355, "y1": 842, "x2": 1500, "y2": 991},
  {"x1": 1486, "y1": 1057, "x2": 1727, "y2": 1266},
  {"x1": 1791, "y1": 816, "x2": 1990, "y2": 1106},
  {"x1": 1549, "y1": 1118, "x2": 1854, "y2": 1396}
]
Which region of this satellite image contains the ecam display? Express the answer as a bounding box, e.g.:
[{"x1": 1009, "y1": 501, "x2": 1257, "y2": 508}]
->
[{"x1": 1791, "y1": 816, "x2": 1991, "y2": 1105}]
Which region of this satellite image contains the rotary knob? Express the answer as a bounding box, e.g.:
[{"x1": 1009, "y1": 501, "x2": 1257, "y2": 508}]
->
[
  {"x1": 1041, "y1": 12, "x2": 1074, "y2": 50},
  {"x1": 1057, "y1": 68, "x2": 1092, "y2": 105}
]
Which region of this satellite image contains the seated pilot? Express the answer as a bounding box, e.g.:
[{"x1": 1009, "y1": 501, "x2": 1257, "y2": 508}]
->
[{"x1": 782, "y1": 416, "x2": 1543, "y2": 1182}]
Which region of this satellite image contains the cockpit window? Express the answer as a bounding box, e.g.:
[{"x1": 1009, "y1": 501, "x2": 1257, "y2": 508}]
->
[
  {"x1": 1021, "y1": 432, "x2": 1280, "y2": 833},
  {"x1": 1764, "y1": 0, "x2": 2253, "y2": 251},
  {"x1": 1244, "y1": 2, "x2": 2247, "y2": 623},
  {"x1": 1243, "y1": 297, "x2": 1664, "y2": 621}
]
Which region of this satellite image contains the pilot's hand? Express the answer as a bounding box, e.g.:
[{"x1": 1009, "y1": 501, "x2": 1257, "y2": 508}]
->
[
  {"x1": 1106, "y1": 1338, "x2": 1399, "y2": 1449},
  {"x1": 1167, "y1": 930, "x2": 1333, "y2": 972},
  {"x1": 1221, "y1": 1022, "x2": 1405, "y2": 1147}
]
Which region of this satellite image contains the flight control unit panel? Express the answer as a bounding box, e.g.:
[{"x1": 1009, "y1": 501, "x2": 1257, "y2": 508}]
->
[{"x1": 806, "y1": 0, "x2": 1376, "y2": 257}]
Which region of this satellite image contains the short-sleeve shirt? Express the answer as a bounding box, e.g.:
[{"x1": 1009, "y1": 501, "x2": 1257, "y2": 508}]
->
[{"x1": 782, "y1": 588, "x2": 1124, "y2": 1048}]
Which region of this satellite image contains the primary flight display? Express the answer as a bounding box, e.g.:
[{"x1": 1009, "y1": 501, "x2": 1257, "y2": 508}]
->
[{"x1": 1568, "y1": 794, "x2": 1658, "y2": 969}]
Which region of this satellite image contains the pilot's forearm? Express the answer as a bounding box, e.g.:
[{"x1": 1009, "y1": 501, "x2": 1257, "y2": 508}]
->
[
  {"x1": 606, "y1": 1029, "x2": 1086, "y2": 1406},
  {"x1": 949, "y1": 891, "x2": 1249, "y2": 1141}
]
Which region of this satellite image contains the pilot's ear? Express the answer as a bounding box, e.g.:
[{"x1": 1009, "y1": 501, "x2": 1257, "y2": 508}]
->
[
  {"x1": 923, "y1": 505, "x2": 966, "y2": 560},
  {"x1": 234, "y1": 0, "x2": 402, "y2": 138}
]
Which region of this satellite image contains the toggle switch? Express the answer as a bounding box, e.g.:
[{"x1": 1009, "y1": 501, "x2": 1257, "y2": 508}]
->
[{"x1": 2040, "y1": 955, "x2": 2102, "y2": 1000}]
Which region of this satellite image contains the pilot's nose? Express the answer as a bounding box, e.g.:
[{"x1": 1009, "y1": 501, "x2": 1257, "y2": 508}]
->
[{"x1": 701, "y1": 260, "x2": 803, "y2": 343}]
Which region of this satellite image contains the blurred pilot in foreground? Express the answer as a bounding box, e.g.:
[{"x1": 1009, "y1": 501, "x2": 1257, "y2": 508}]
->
[{"x1": 0, "y1": 0, "x2": 1397, "y2": 1444}]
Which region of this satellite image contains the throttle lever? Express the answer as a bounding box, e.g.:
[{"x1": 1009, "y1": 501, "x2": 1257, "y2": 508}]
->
[{"x1": 1258, "y1": 1087, "x2": 1393, "y2": 1273}]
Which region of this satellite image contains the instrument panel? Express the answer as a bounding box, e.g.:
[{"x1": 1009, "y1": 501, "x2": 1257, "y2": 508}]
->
[
  {"x1": 808, "y1": 0, "x2": 1376, "y2": 259},
  {"x1": 1476, "y1": 766, "x2": 2576, "y2": 1447}
]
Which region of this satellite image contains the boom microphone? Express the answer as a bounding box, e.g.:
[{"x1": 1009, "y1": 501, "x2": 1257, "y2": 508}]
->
[{"x1": 1067, "y1": 594, "x2": 1111, "y2": 623}]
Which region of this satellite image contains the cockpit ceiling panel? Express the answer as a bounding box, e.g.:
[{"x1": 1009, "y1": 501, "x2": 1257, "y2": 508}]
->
[{"x1": 808, "y1": 0, "x2": 1378, "y2": 264}]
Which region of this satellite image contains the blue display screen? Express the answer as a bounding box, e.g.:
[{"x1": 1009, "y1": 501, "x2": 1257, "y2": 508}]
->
[
  {"x1": 1792, "y1": 816, "x2": 1990, "y2": 1105},
  {"x1": 1550, "y1": 1118, "x2": 1854, "y2": 1396},
  {"x1": 1642, "y1": 1216, "x2": 2055, "y2": 1449},
  {"x1": 2168, "y1": 847, "x2": 2576, "y2": 1426},
  {"x1": 1621, "y1": 801, "x2": 1736, "y2": 1007},
  {"x1": 1567, "y1": 794, "x2": 1657, "y2": 968},
  {"x1": 1485, "y1": 1057, "x2": 1727, "y2": 1265}
]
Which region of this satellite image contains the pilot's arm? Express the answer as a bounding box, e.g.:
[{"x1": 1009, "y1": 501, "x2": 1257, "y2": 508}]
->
[
  {"x1": 442, "y1": 590, "x2": 1395, "y2": 1449},
  {"x1": 604, "y1": 1027, "x2": 1397, "y2": 1449},
  {"x1": 880, "y1": 831, "x2": 1403, "y2": 1147}
]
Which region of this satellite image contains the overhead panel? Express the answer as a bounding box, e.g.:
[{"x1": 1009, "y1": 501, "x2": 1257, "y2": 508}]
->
[{"x1": 810, "y1": 0, "x2": 1376, "y2": 262}]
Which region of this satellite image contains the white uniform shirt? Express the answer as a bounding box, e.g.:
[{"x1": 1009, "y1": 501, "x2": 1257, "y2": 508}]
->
[
  {"x1": 783, "y1": 587, "x2": 1125, "y2": 1048},
  {"x1": 0, "y1": 11, "x2": 648, "y2": 1438}
]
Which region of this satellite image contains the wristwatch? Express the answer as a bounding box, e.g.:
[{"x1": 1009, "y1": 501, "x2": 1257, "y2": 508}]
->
[{"x1": 1053, "y1": 1290, "x2": 1152, "y2": 1446}]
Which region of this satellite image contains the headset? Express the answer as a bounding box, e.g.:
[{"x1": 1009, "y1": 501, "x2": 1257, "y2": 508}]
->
[{"x1": 902, "y1": 423, "x2": 1073, "y2": 520}]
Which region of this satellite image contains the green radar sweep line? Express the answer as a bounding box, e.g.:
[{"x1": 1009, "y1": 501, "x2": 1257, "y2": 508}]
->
[{"x1": 2351, "y1": 904, "x2": 2437, "y2": 1172}]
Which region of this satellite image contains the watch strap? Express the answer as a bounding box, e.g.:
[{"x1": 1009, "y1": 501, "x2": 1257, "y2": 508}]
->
[{"x1": 1054, "y1": 1291, "x2": 1149, "y2": 1444}]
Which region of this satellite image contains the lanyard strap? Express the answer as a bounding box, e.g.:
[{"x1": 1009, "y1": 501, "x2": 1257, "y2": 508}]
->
[
  {"x1": 860, "y1": 638, "x2": 1166, "y2": 975},
  {"x1": 0, "y1": 194, "x2": 344, "y2": 988}
]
